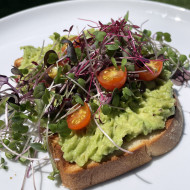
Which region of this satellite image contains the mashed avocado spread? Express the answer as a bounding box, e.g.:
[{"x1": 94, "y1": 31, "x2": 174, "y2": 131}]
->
[
  {"x1": 59, "y1": 80, "x2": 175, "y2": 166},
  {"x1": 21, "y1": 37, "x2": 175, "y2": 167}
]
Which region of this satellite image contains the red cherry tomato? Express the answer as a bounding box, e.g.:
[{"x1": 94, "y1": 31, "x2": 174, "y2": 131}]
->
[
  {"x1": 136, "y1": 60, "x2": 163, "y2": 81},
  {"x1": 67, "y1": 103, "x2": 91, "y2": 130},
  {"x1": 97, "y1": 66, "x2": 127, "y2": 91}
]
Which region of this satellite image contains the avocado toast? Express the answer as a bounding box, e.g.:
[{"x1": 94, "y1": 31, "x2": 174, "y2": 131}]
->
[{"x1": 0, "y1": 12, "x2": 189, "y2": 190}]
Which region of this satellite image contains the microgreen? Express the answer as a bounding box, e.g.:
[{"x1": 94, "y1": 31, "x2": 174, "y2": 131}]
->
[
  {"x1": 124, "y1": 11, "x2": 129, "y2": 22},
  {"x1": 94, "y1": 31, "x2": 107, "y2": 42},
  {"x1": 0, "y1": 157, "x2": 8, "y2": 170},
  {"x1": 73, "y1": 95, "x2": 84, "y2": 106},
  {"x1": 44, "y1": 50, "x2": 58, "y2": 66},
  {"x1": 53, "y1": 32, "x2": 60, "y2": 41},
  {"x1": 33, "y1": 83, "x2": 46, "y2": 99},
  {"x1": 61, "y1": 39, "x2": 78, "y2": 63},
  {"x1": 47, "y1": 53, "x2": 59, "y2": 65},
  {"x1": 30, "y1": 143, "x2": 46, "y2": 152},
  {"x1": 122, "y1": 87, "x2": 134, "y2": 100},
  {"x1": 102, "y1": 104, "x2": 112, "y2": 115},
  {"x1": 49, "y1": 119, "x2": 71, "y2": 137},
  {"x1": 121, "y1": 58, "x2": 127, "y2": 71},
  {"x1": 112, "y1": 94, "x2": 120, "y2": 107},
  {"x1": 111, "y1": 57, "x2": 118, "y2": 69}
]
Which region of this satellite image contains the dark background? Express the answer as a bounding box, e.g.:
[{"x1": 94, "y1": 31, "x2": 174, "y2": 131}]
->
[{"x1": 0, "y1": 0, "x2": 190, "y2": 18}]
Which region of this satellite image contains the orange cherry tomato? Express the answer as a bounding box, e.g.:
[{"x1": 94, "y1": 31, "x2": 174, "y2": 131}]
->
[
  {"x1": 97, "y1": 66, "x2": 127, "y2": 91},
  {"x1": 14, "y1": 57, "x2": 23, "y2": 68},
  {"x1": 67, "y1": 103, "x2": 91, "y2": 130},
  {"x1": 47, "y1": 66, "x2": 58, "y2": 79},
  {"x1": 136, "y1": 60, "x2": 163, "y2": 81},
  {"x1": 47, "y1": 62, "x2": 64, "y2": 79}
]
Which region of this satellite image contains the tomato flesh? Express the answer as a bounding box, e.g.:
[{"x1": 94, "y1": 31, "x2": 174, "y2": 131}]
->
[
  {"x1": 136, "y1": 60, "x2": 163, "y2": 81},
  {"x1": 67, "y1": 103, "x2": 91, "y2": 130},
  {"x1": 47, "y1": 61, "x2": 64, "y2": 79},
  {"x1": 97, "y1": 66, "x2": 127, "y2": 91}
]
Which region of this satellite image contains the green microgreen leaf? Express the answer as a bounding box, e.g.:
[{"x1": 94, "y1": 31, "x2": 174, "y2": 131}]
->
[
  {"x1": 163, "y1": 32, "x2": 171, "y2": 42},
  {"x1": 126, "y1": 64, "x2": 135, "y2": 71},
  {"x1": 67, "y1": 73, "x2": 75, "y2": 79},
  {"x1": 156, "y1": 32, "x2": 163, "y2": 41},
  {"x1": 3, "y1": 139, "x2": 10, "y2": 145},
  {"x1": 1, "y1": 157, "x2": 5, "y2": 164},
  {"x1": 19, "y1": 68, "x2": 29, "y2": 75},
  {"x1": 77, "y1": 78, "x2": 86, "y2": 87},
  {"x1": 0, "y1": 100, "x2": 6, "y2": 116},
  {"x1": 47, "y1": 169, "x2": 59, "y2": 181},
  {"x1": 47, "y1": 53, "x2": 59, "y2": 65},
  {"x1": 33, "y1": 83, "x2": 46, "y2": 98},
  {"x1": 12, "y1": 123, "x2": 28, "y2": 133},
  {"x1": 54, "y1": 67, "x2": 66, "y2": 84},
  {"x1": 9, "y1": 102, "x2": 20, "y2": 110},
  {"x1": 0, "y1": 157, "x2": 8, "y2": 170},
  {"x1": 124, "y1": 11, "x2": 129, "y2": 22},
  {"x1": 12, "y1": 133, "x2": 22, "y2": 140},
  {"x1": 0, "y1": 120, "x2": 5, "y2": 128},
  {"x1": 11, "y1": 112, "x2": 27, "y2": 125},
  {"x1": 5, "y1": 152, "x2": 15, "y2": 159},
  {"x1": 2, "y1": 165, "x2": 8, "y2": 170},
  {"x1": 19, "y1": 151, "x2": 30, "y2": 163},
  {"x1": 62, "y1": 64, "x2": 71, "y2": 74},
  {"x1": 53, "y1": 32, "x2": 60, "y2": 41},
  {"x1": 75, "y1": 47, "x2": 82, "y2": 60},
  {"x1": 11, "y1": 67, "x2": 23, "y2": 76},
  {"x1": 121, "y1": 58, "x2": 127, "y2": 71},
  {"x1": 90, "y1": 102, "x2": 99, "y2": 113},
  {"x1": 106, "y1": 40, "x2": 120, "y2": 51},
  {"x1": 42, "y1": 89, "x2": 51, "y2": 105},
  {"x1": 73, "y1": 95, "x2": 84, "y2": 105},
  {"x1": 102, "y1": 104, "x2": 112, "y2": 115},
  {"x1": 111, "y1": 57, "x2": 118, "y2": 69},
  {"x1": 94, "y1": 31, "x2": 107, "y2": 42},
  {"x1": 143, "y1": 29, "x2": 152, "y2": 37},
  {"x1": 34, "y1": 99, "x2": 45, "y2": 115},
  {"x1": 49, "y1": 120, "x2": 71, "y2": 137},
  {"x1": 179, "y1": 54, "x2": 187, "y2": 63},
  {"x1": 30, "y1": 143, "x2": 46, "y2": 152},
  {"x1": 112, "y1": 94, "x2": 120, "y2": 107},
  {"x1": 122, "y1": 87, "x2": 133, "y2": 100}
]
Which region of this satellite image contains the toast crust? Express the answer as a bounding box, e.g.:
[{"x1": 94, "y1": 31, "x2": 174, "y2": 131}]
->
[{"x1": 48, "y1": 95, "x2": 183, "y2": 190}]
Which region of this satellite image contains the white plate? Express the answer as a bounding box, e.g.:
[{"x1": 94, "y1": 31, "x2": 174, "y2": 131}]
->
[{"x1": 0, "y1": 0, "x2": 190, "y2": 190}]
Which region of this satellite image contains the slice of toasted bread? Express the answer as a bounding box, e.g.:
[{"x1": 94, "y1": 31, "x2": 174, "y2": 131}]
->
[{"x1": 48, "y1": 95, "x2": 183, "y2": 190}]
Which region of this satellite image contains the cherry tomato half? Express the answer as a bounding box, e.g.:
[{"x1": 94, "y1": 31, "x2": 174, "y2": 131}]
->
[
  {"x1": 97, "y1": 66, "x2": 127, "y2": 91},
  {"x1": 14, "y1": 57, "x2": 23, "y2": 68},
  {"x1": 47, "y1": 61, "x2": 64, "y2": 79},
  {"x1": 67, "y1": 103, "x2": 91, "y2": 130},
  {"x1": 136, "y1": 60, "x2": 163, "y2": 81}
]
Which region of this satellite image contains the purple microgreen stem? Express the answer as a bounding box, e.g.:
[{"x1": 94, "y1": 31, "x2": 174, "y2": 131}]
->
[
  {"x1": 78, "y1": 18, "x2": 99, "y2": 27},
  {"x1": 31, "y1": 162, "x2": 37, "y2": 190}
]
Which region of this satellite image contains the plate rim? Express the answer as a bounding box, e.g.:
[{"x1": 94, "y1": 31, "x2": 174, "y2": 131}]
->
[
  {"x1": 0, "y1": 1, "x2": 190, "y2": 190},
  {"x1": 0, "y1": 0, "x2": 190, "y2": 23}
]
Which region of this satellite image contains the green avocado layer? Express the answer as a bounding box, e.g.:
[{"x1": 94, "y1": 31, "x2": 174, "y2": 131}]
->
[{"x1": 59, "y1": 80, "x2": 175, "y2": 166}]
